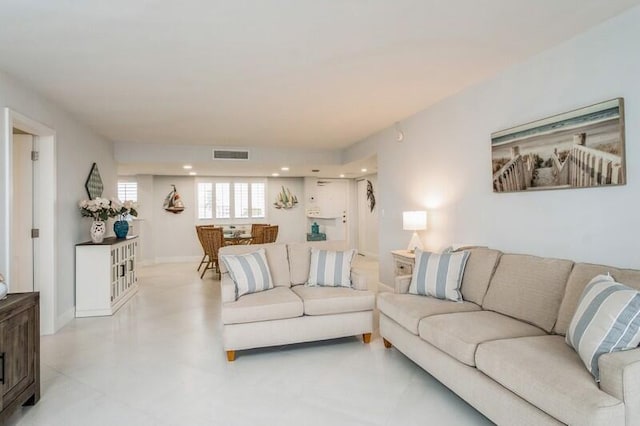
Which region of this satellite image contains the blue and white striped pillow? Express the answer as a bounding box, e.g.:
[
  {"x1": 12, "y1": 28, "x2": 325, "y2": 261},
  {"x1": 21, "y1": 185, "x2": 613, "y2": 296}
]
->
[
  {"x1": 220, "y1": 248, "x2": 274, "y2": 298},
  {"x1": 566, "y1": 274, "x2": 640, "y2": 381},
  {"x1": 408, "y1": 250, "x2": 470, "y2": 302},
  {"x1": 307, "y1": 248, "x2": 356, "y2": 287}
]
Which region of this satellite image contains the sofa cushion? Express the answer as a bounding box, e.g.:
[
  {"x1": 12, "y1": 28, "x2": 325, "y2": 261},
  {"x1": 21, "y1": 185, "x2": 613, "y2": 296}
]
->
[
  {"x1": 377, "y1": 292, "x2": 480, "y2": 335},
  {"x1": 482, "y1": 254, "x2": 574, "y2": 332},
  {"x1": 291, "y1": 286, "x2": 375, "y2": 316},
  {"x1": 408, "y1": 250, "x2": 470, "y2": 301},
  {"x1": 222, "y1": 287, "x2": 303, "y2": 325},
  {"x1": 459, "y1": 248, "x2": 502, "y2": 305},
  {"x1": 219, "y1": 243, "x2": 291, "y2": 287},
  {"x1": 555, "y1": 262, "x2": 640, "y2": 335},
  {"x1": 418, "y1": 311, "x2": 545, "y2": 366},
  {"x1": 307, "y1": 248, "x2": 356, "y2": 287},
  {"x1": 220, "y1": 248, "x2": 274, "y2": 297},
  {"x1": 566, "y1": 274, "x2": 640, "y2": 380},
  {"x1": 287, "y1": 241, "x2": 349, "y2": 285},
  {"x1": 475, "y1": 335, "x2": 625, "y2": 426}
]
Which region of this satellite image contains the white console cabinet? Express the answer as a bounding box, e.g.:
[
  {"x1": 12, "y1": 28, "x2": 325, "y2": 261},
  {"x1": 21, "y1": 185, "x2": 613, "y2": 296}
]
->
[{"x1": 75, "y1": 236, "x2": 138, "y2": 317}]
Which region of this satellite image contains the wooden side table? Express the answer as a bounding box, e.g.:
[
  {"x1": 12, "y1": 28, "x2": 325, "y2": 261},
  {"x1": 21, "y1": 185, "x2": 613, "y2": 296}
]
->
[
  {"x1": 391, "y1": 250, "x2": 416, "y2": 277},
  {"x1": 0, "y1": 293, "x2": 40, "y2": 422}
]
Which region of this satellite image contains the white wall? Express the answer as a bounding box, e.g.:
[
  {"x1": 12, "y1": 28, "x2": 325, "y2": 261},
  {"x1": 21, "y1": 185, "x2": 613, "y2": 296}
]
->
[
  {"x1": 357, "y1": 174, "x2": 379, "y2": 257},
  {"x1": 0, "y1": 70, "x2": 116, "y2": 329},
  {"x1": 364, "y1": 6, "x2": 640, "y2": 286},
  {"x1": 267, "y1": 178, "x2": 307, "y2": 243},
  {"x1": 151, "y1": 176, "x2": 201, "y2": 262},
  {"x1": 135, "y1": 175, "x2": 308, "y2": 262}
]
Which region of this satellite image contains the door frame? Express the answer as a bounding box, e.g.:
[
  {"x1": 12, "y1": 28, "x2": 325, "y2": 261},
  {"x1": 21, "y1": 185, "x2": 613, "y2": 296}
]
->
[{"x1": 1, "y1": 108, "x2": 57, "y2": 335}]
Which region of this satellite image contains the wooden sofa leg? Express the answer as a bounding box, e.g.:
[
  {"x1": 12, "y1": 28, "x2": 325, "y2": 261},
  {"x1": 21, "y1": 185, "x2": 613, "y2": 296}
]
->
[
  {"x1": 363, "y1": 333, "x2": 371, "y2": 344},
  {"x1": 383, "y1": 338, "x2": 392, "y2": 348},
  {"x1": 226, "y1": 350, "x2": 236, "y2": 362}
]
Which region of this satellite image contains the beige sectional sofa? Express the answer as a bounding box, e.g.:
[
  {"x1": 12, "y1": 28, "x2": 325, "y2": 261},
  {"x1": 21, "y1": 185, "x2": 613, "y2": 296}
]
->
[
  {"x1": 219, "y1": 241, "x2": 375, "y2": 361},
  {"x1": 378, "y1": 248, "x2": 640, "y2": 426}
]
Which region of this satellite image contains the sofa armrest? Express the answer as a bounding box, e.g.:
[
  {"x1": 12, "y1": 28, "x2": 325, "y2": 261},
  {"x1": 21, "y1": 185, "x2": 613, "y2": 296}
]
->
[
  {"x1": 395, "y1": 275, "x2": 412, "y2": 294},
  {"x1": 599, "y1": 347, "x2": 640, "y2": 424},
  {"x1": 350, "y1": 269, "x2": 368, "y2": 291},
  {"x1": 220, "y1": 273, "x2": 237, "y2": 303}
]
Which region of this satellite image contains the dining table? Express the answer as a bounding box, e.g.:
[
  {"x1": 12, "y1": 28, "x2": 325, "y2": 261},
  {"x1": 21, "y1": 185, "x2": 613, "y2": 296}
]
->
[{"x1": 223, "y1": 232, "x2": 252, "y2": 245}]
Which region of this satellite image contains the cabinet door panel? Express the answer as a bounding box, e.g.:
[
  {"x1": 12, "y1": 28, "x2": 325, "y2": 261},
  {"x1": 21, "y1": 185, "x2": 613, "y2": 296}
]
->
[{"x1": 1, "y1": 308, "x2": 35, "y2": 406}]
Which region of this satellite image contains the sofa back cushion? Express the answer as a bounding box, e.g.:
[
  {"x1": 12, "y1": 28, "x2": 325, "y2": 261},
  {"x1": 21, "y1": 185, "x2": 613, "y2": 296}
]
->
[
  {"x1": 287, "y1": 241, "x2": 348, "y2": 285},
  {"x1": 459, "y1": 248, "x2": 502, "y2": 305},
  {"x1": 555, "y1": 263, "x2": 640, "y2": 335},
  {"x1": 219, "y1": 243, "x2": 290, "y2": 287},
  {"x1": 482, "y1": 254, "x2": 574, "y2": 332}
]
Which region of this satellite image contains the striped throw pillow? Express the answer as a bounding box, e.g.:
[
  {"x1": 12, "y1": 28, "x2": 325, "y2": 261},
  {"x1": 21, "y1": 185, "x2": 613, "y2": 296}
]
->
[
  {"x1": 307, "y1": 248, "x2": 356, "y2": 287},
  {"x1": 408, "y1": 250, "x2": 470, "y2": 302},
  {"x1": 566, "y1": 274, "x2": 640, "y2": 381},
  {"x1": 220, "y1": 248, "x2": 274, "y2": 298}
]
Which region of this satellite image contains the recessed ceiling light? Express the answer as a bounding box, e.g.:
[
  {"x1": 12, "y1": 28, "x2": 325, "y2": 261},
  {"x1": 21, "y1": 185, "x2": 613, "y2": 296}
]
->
[
  {"x1": 183, "y1": 165, "x2": 193, "y2": 170},
  {"x1": 361, "y1": 168, "x2": 367, "y2": 172},
  {"x1": 281, "y1": 167, "x2": 289, "y2": 171},
  {"x1": 340, "y1": 174, "x2": 345, "y2": 178},
  {"x1": 189, "y1": 171, "x2": 197, "y2": 176},
  {"x1": 272, "y1": 173, "x2": 280, "y2": 177}
]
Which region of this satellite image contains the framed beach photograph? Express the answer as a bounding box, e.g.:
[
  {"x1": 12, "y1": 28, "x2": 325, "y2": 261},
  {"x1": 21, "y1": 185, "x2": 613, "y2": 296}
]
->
[{"x1": 491, "y1": 98, "x2": 626, "y2": 193}]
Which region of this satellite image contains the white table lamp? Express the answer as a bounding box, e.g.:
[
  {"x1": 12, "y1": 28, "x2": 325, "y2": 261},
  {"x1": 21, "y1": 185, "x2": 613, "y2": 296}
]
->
[{"x1": 403, "y1": 211, "x2": 427, "y2": 252}]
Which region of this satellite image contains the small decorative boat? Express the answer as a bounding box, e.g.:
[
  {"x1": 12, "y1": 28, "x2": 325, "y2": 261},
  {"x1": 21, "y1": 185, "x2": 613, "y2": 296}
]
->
[{"x1": 163, "y1": 184, "x2": 185, "y2": 214}]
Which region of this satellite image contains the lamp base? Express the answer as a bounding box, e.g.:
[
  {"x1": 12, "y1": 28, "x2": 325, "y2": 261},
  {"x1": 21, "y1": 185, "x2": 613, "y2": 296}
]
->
[{"x1": 407, "y1": 232, "x2": 424, "y2": 252}]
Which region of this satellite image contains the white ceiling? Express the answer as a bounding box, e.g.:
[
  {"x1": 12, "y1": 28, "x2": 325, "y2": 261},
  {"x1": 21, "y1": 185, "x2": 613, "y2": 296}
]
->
[{"x1": 1, "y1": 0, "x2": 639, "y2": 150}]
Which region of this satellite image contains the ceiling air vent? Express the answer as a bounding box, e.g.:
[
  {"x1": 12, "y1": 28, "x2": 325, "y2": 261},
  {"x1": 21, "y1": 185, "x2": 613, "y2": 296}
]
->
[{"x1": 212, "y1": 148, "x2": 250, "y2": 160}]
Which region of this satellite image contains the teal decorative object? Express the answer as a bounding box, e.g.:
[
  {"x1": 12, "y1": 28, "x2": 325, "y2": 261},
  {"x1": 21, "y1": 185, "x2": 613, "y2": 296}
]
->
[
  {"x1": 113, "y1": 220, "x2": 129, "y2": 239},
  {"x1": 311, "y1": 222, "x2": 319, "y2": 234},
  {"x1": 307, "y1": 232, "x2": 326, "y2": 241}
]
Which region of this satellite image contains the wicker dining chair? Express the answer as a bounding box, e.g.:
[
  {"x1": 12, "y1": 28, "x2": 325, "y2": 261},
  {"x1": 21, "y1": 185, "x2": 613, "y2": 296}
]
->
[
  {"x1": 263, "y1": 225, "x2": 279, "y2": 244},
  {"x1": 200, "y1": 226, "x2": 224, "y2": 279},
  {"x1": 196, "y1": 225, "x2": 214, "y2": 272},
  {"x1": 249, "y1": 223, "x2": 269, "y2": 245},
  {"x1": 196, "y1": 225, "x2": 219, "y2": 271}
]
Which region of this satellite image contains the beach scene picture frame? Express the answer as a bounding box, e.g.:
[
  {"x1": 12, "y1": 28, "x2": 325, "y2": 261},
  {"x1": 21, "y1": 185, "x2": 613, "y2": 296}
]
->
[{"x1": 491, "y1": 98, "x2": 625, "y2": 193}]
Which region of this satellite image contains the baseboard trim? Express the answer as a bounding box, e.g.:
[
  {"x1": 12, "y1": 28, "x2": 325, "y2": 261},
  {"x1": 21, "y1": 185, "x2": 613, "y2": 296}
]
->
[
  {"x1": 53, "y1": 306, "x2": 75, "y2": 334},
  {"x1": 153, "y1": 256, "x2": 201, "y2": 264},
  {"x1": 358, "y1": 251, "x2": 379, "y2": 259},
  {"x1": 377, "y1": 282, "x2": 394, "y2": 293}
]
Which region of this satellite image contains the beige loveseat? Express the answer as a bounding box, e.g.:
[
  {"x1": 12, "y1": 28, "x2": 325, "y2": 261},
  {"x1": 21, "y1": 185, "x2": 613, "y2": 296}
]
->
[
  {"x1": 219, "y1": 241, "x2": 375, "y2": 361},
  {"x1": 378, "y1": 248, "x2": 640, "y2": 426}
]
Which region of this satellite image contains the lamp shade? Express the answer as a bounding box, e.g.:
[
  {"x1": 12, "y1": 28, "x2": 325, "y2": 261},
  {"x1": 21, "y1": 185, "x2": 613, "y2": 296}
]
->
[{"x1": 403, "y1": 211, "x2": 427, "y2": 231}]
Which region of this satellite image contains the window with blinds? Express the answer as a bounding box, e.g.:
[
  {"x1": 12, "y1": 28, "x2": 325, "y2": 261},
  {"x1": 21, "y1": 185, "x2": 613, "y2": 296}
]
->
[
  {"x1": 196, "y1": 180, "x2": 265, "y2": 220},
  {"x1": 251, "y1": 183, "x2": 266, "y2": 217},
  {"x1": 215, "y1": 183, "x2": 230, "y2": 218},
  {"x1": 234, "y1": 183, "x2": 249, "y2": 218},
  {"x1": 197, "y1": 183, "x2": 213, "y2": 219},
  {"x1": 117, "y1": 181, "x2": 138, "y2": 202}
]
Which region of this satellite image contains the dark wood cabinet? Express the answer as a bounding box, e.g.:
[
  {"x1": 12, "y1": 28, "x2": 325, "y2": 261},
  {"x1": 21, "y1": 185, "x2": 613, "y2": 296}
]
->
[{"x1": 0, "y1": 293, "x2": 39, "y2": 423}]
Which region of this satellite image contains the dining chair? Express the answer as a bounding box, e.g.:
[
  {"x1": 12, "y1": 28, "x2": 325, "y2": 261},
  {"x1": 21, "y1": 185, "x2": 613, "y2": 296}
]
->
[
  {"x1": 263, "y1": 225, "x2": 279, "y2": 244},
  {"x1": 200, "y1": 226, "x2": 224, "y2": 279},
  {"x1": 249, "y1": 223, "x2": 269, "y2": 244},
  {"x1": 195, "y1": 225, "x2": 213, "y2": 272}
]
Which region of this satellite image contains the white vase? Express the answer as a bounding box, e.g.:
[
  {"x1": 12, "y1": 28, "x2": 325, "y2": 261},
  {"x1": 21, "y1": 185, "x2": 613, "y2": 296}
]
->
[{"x1": 90, "y1": 220, "x2": 106, "y2": 243}]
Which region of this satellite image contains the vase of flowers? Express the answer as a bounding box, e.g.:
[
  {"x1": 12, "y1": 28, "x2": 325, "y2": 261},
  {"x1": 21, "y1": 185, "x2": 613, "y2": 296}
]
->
[
  {"x1": 79, "y1": 197, "x2": 112, "y2": 243},
  {"x1": 110, "y1": 199, "x2": 138, "y2": 239}
]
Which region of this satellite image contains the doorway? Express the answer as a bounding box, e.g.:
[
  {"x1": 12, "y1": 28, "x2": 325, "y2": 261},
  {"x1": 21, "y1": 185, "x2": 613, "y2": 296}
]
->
[
  {"x1": 1, "y1": 108, "x2": 56, "y2": 335},
  {"x1": 10, "y1": 131, "x2": 35, "y2": 293}
]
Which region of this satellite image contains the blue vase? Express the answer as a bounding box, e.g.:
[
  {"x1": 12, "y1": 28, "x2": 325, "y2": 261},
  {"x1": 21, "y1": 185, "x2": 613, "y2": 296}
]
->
[{"x1": 114, "y1": 220, "x2": 129, "y2": 239}]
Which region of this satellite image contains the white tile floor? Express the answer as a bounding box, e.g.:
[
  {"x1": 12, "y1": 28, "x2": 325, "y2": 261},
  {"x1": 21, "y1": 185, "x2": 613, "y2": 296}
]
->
[{"x1": 7, "y1": 258, "x2": 492, "y2": 426}]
